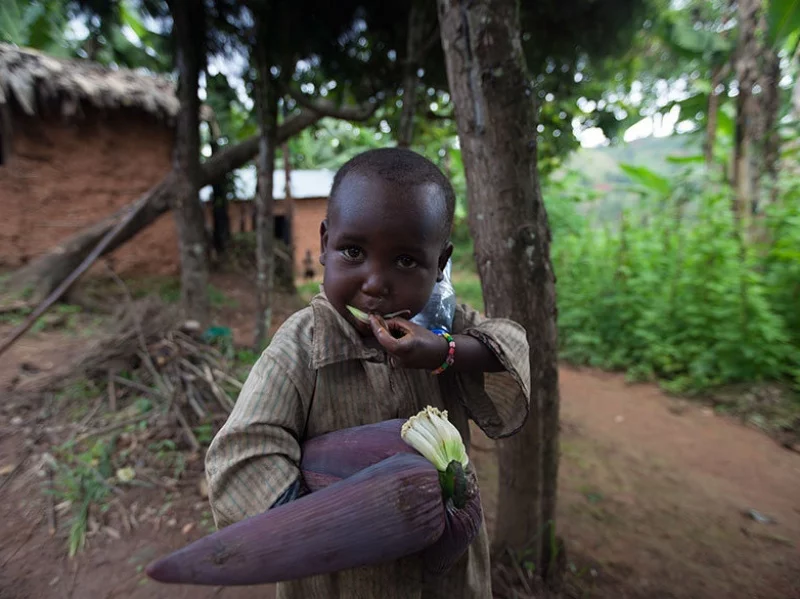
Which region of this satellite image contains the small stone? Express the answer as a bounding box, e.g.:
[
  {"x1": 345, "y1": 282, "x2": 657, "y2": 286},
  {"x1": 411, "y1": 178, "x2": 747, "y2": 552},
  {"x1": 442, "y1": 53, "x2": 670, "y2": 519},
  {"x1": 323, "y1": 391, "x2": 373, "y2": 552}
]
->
[
  {"x1": 614, "y1": 415, "x2": 625, "y2": 424},
  {"x1": 668, "y1": 402, "x2": 689, "y2": 415},
  {"x1": 745, "y1": 509, "x2": 774, "y2": 524},
  {"x1": 197, "y1": 478, "x2": 208, "y2": 499},
  {"x1": 10, "y1": 416, "x2": 23, "y2": 426},
  {"x1": 166, "y1": 518, "x2": 177, "y2": 528},
  {"x1": 0, "y1": 463, "x2": 15, "y2": 476},
  {"x1": 182, "y1": 522, "x2": 195, "y2": 535},
  {"x1": 116, "y1": 467, "x2": 135, "y2": 483},
  {"x1": 104, "y1": 526, "x2": 121, "y2": 540},
  {"x1": 181, "y1": 320, "x2": 202, "y2": 333}
]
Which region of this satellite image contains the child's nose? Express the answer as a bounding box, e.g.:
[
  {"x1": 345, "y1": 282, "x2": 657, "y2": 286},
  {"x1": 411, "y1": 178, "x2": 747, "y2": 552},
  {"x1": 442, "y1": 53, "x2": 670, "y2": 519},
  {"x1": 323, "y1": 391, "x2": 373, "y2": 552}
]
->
[{"x1": 361, "y1": 270, "x2": 389, "y2": 297}]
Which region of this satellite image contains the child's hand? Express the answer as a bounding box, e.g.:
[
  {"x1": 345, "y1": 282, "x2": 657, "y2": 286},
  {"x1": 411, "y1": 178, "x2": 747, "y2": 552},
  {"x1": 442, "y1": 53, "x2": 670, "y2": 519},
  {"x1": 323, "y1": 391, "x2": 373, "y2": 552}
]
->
[{"x1": 368, "y1": 314, "x2": 450, "y2": 371}]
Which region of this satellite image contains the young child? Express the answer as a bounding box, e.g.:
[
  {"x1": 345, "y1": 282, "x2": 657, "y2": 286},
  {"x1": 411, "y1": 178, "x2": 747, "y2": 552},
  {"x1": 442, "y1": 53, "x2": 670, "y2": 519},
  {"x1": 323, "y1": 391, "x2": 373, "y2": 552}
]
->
[{"x1": 205, "y1": 148, "x2": 531, "y2": 598}]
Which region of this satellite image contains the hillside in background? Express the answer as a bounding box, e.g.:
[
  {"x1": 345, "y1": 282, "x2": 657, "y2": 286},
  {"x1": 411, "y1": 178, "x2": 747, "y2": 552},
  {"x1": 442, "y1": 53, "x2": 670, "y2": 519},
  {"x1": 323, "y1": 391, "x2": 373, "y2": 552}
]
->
[
  {"x1": 560, "y1": 133, "x2": 702, "y2": 222},
  {"x1": 567, "y1": 133, "x2": 701, "y2": 188}
]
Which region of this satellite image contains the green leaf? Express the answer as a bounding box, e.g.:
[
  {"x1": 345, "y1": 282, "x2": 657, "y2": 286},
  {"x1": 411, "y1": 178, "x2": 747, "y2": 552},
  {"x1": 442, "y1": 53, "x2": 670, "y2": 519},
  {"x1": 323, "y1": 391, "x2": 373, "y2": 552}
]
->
[
  {"x1": 664, "y1": 16, "x2": 733, "y2": 60},
  {"x1": 666, "y1": 154, "x2": 705, "y2": 164},
  {"x1": 119, "y1": 0, "x2": 148, "y2": 39},
  {"x1": 619, "y1": 164, "x2": 672, "y2": 196},
  {"x1": 0, "y1": 0, "x2": 24, "y2": 44},
  {"x1": 768, "y1": 0, "x2": 800, "y2": 47}
]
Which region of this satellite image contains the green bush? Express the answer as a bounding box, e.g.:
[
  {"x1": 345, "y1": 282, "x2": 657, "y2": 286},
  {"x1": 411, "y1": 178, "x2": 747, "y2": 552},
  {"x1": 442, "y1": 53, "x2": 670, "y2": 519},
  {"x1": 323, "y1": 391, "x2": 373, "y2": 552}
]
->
[{"x1": 553, "y1": 172, "x2": 799, "y2": 393}]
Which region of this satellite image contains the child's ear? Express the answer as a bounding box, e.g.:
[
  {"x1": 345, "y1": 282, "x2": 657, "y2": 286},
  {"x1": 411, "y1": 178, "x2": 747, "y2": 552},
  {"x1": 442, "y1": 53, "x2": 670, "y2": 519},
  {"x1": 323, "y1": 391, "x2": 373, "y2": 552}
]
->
[
  {"x1": 319, "y1": 220, "x2": 329, "y2": 266},
  {"x1": 437, "y1": 242, "x2": 454, "y2": 282}
]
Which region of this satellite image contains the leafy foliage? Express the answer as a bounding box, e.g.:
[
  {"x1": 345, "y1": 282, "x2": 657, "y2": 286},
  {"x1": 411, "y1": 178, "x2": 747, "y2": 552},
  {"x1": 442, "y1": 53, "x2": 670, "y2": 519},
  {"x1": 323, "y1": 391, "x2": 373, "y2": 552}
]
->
[
  {"x1": 551, "y1": 165, "x2": 800, "y2": 394},
  {"x1": 0, "y1": 0, "x2": 73, "y2": 55}
]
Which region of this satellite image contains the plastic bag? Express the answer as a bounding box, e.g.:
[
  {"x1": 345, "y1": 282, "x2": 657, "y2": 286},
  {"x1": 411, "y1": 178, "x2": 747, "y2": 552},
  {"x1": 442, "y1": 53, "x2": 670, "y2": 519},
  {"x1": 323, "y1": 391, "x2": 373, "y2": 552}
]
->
[{"x1": 411, "y1": 258, "x2": 456, "y2": 333}]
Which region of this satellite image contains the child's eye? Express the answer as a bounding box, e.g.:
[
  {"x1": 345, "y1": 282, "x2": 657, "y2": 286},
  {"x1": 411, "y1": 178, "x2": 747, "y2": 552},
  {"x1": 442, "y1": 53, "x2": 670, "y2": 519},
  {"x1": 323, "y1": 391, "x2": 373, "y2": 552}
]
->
[
  {"x1": 341, "y1": 247, "x2": 364, "y2": 261},
  {"x1": 396, "y1": 256, "x2": 418, "y2": 269}
]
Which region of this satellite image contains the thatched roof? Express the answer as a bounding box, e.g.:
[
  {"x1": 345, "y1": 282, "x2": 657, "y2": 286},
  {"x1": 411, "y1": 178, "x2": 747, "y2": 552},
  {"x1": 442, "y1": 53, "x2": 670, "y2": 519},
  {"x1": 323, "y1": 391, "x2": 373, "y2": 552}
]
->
[{"x1": 0, "y1": 43, "x2": 179, "y2": 123}]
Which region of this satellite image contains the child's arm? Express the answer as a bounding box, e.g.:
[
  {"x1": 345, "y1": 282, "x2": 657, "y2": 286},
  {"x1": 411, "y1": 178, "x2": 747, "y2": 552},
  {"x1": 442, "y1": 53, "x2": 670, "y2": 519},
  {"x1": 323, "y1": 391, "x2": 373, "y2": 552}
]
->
[
  {"x1": 205, "y1": 351, "x2": 309, "y2": 529},
  {"x1": 367, "y1": 312, "x2": 515, "y2": 374},
  {"x1": 369, "y1": 306, "x2": 531, "y2": 439}
]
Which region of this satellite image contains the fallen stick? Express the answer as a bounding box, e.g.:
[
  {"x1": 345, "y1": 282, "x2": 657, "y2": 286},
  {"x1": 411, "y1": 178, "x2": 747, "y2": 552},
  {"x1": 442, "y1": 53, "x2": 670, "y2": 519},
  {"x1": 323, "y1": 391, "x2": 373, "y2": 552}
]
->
[
  {"x1": 0, "y1": 451, "x2": 30, "y2": 495},
  {"x1": 112, "y1": 375, "x2": 168, "y2": 401},
  {"x1": 507, "y1": 548, "x2": 534, "y2": 596},
  {"x1": 105, "y1": 265, "x2": 174, "y2": 398},
  {"x1": 173, "y1": 405, "x2": 201, "y2": 453},
  {"x1": 47, "y1": 466, "x2": 57, "y2": 536},
  {"x1": 74, "y1": 414, "x2": 155, "y2": 445},
  {"x1": 107, "y1": 373, "x2": 117, "y2": 412},
  {"x1": 0, "y1": 301, "x2": 32, "y2": 315},
  {"x1": 185, "y1": 383, "x2": 207, "y2": 420},
  {"x1": 0, "y1": 513, "x2": 44, "y2": 569},
  {"x1": 201, "y1": 363, "x2": 235, "y2": 412},
  {"x1": 76, "y1": 396, "x2": 105, "y2": 431},
  {"x1": 212, "y1": 368, "x2": 243, "y2": 390}
]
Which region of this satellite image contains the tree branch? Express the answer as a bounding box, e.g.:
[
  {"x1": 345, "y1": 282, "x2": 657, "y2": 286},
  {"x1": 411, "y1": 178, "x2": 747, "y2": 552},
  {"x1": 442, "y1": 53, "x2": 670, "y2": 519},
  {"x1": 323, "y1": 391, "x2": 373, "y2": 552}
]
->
[
  {"x1": 283, "y1": 86, "x2": 379, "y2": 121},
  {"x1": 414, "y1": 23, "x2": 441, "y2": 64}
]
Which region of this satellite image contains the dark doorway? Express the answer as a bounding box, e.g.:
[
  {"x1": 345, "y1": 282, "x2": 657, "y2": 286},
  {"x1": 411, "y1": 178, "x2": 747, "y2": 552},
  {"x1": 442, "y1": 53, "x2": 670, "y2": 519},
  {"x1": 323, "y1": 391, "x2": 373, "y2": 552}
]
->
[{"x1": 274, "y1": 215, "x2": 290, "y2": 246}]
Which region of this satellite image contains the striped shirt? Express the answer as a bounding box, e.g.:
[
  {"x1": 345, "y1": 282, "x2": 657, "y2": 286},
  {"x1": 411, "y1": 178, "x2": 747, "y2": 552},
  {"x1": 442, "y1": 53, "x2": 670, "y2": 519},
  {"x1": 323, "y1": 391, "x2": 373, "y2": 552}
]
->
[{"x1": 205, "y1": 292, "x2": 530, "y2": 599}]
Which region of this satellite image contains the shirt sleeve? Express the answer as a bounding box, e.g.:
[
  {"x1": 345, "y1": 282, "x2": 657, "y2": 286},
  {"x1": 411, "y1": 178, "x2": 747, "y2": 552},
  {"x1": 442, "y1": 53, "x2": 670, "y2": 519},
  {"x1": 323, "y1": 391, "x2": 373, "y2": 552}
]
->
[
  {"x1": 204, "y1": 347, "x2": 309, "y2": 529},
  {"x1": 450, "y1": 303, "x2": 531, "y2": 439}
]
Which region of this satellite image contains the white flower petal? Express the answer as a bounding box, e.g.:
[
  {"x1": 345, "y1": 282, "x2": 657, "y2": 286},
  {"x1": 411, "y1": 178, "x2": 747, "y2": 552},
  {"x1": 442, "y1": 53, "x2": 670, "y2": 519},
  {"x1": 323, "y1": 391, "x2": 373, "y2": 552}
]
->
[{"x1": 402, "y1": 428, "x2": 448, "y2": 470}]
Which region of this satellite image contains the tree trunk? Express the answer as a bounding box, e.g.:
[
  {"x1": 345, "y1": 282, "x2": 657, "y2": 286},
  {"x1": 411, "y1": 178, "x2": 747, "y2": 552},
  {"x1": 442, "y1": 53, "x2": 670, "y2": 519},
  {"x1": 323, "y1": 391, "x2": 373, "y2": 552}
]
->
[
  {"x1": 283, "y1": 141, "x2": 296, "y2": 289},
  {"x1": 253, "y1": 34, "x2": 278, "y2": 351},
  {"x1": 212, "y1": 189, "x2": 231, "y2": 257},
  {"x1": 758, "y1": 42, "x2": 781, "y2": 209},
  {"x1": 397, "y1": 0, "x2": 427, "y2": 147},
  {"x1": 704, "y1": 64, "x2": 724, "y2": 168},
  {"x1": 207, "y1": 108, "x2": 231, "y2": 258},
  {"x1": 169, "y1": 0, "x2": 209, "y2": 323},
  {"x1": 732, "y1": 0, "x2": 760, "y2": 225},
  {"x1": 438, "y1": 0, "x2": 560, "y2": 579},
  {"x1": 5, "y1": 103, "x2": 371, "y2": 303}
]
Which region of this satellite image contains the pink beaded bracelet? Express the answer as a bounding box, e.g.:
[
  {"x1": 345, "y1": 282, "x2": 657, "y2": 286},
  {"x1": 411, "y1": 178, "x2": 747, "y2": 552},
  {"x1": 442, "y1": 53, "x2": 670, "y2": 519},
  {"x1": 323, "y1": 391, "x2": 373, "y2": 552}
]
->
[{"x1": 431, "y1": 331, "x2": 455, "y2": 375}]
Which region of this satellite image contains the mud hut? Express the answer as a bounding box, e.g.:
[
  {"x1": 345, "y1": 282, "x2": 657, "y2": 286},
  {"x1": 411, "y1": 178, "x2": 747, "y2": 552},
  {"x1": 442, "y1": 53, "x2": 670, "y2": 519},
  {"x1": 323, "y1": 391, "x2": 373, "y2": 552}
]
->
[{"x1": 0, "y1": 43, "x2": 180, "y2": 276}]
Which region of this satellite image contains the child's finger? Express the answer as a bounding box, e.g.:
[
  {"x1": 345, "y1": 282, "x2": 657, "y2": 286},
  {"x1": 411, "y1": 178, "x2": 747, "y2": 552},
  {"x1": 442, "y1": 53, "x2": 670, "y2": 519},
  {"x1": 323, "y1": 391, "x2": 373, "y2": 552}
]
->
[
  {"x1": 384, "y1": 318, "x2": 415, "y2": 338},
  {"x1": 368, "y1": 315, "x2": 402, "y2": 352}
]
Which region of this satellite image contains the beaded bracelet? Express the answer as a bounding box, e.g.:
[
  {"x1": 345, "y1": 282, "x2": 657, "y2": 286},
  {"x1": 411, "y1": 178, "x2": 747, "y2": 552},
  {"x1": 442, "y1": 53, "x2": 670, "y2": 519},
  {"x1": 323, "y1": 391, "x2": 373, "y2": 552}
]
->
[{"x1": 431, "y1": 330, "x2": 455, "y2": 375}]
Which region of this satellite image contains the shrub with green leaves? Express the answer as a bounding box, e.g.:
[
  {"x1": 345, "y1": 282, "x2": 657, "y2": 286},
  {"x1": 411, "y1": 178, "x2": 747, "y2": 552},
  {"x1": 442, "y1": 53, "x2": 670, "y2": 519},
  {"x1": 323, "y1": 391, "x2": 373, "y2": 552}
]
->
[{"x1": 552, "y1": 166, "x2": 799, "y2": 394}]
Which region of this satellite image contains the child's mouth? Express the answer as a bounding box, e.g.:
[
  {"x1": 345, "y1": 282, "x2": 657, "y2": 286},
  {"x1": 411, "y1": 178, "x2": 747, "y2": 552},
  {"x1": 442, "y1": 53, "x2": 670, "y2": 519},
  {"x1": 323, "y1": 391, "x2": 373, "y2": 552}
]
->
[
  {"x1": 346, "y1": 306, "x2": 411, "y2": 339},
  {"x1": 346, "y1": 305, "x2": 411, "y2": 323}
]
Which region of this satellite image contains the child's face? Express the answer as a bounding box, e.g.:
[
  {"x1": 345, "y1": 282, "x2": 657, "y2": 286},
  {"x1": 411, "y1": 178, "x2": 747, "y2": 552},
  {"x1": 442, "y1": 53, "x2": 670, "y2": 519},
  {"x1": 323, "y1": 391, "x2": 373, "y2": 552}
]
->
[{"x1": 320, "y1": 172, "x2": 452, "y2": 335}]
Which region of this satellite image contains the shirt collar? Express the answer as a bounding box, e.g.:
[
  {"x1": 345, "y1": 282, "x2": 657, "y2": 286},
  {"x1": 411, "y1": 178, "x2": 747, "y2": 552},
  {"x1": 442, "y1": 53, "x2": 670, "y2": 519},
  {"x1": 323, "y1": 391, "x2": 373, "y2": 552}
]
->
[{"x1": 309, "y1": 291, "x2": 386, "y2": 369}]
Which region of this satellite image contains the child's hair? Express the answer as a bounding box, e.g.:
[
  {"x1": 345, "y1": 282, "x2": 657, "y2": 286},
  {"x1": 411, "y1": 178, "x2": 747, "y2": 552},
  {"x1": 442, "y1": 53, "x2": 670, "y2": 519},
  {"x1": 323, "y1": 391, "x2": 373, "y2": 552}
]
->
[{"x1": 327, "y1": 147, "x2": 456, "y2": 237}]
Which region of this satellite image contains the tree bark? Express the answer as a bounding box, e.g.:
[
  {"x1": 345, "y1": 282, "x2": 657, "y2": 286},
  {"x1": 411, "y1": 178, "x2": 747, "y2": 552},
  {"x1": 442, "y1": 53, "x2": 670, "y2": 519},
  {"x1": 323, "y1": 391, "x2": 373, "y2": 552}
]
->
[
  {"x1": 732, "y1": 0, "x2": 760, "y2": 225},
  {"x1": 207, "y1": 106, "x2": 231, "y2": 257},
  {"x1": 253, "y1": 31, "x2": 278, "y2": 351},
  {"x1": 397, "y1": 0, "x2": 427, "y2": 147},
  {"x1": 704, "y1": 64, "x2": 726, "y2": 168},
  {"x1": 705, "y1": 6, "x2": 734, "y2": 171},
  {"x1": 283, "y1": 141, "x2": 296, "y2": 289},
  {"x1": 438, "y1": 0, "x2": 560, "y2": 579},
  {"x1": 169, "y1": 0, "x2": 209, "y2": 323},
  {"x1": 5, "y1": 102, "x2": 376, "y2": 303},
  {"x1": 758, "y1": 42, "x2": 781, "y2": 209}
]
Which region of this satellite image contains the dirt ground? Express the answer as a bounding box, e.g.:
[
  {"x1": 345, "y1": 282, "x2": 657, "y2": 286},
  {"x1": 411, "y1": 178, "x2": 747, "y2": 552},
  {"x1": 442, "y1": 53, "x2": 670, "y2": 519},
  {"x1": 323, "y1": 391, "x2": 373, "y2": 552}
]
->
[{"x1": 1, "y1": 274, "x2": 798, "y2": 599}]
